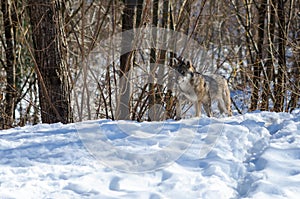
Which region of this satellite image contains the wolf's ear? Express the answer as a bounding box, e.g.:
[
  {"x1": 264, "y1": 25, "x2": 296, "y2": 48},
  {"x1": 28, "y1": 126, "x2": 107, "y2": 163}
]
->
[
  {"x1": 187, "y1": 61, "x2": 195, "y2": 72},
  {"x1": 173, "y1": 57, "x2": 179, "y2": 64},
  {"x1": 170, "y1": 57, "x2": 178, "y2": 67}
]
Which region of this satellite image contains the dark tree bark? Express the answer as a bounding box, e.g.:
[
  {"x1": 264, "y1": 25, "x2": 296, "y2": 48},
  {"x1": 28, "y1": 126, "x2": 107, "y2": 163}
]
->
[
  {"x1": 119, "y1": 0, "x2": 137, "y2": 76},
  {"x1": 250, "y1": 0, "x2": 267, "y2": 111},
  {"x1": 1, "y1": 0, "x2": 17, "y2": 129},
  {"x1": 164, "y1": 0, "x2": 175, "y2": 119},
  {"x1": 28, "y1": 0, "x2": 70, "y2": 123},
  {"x1": 135, "y1": 0, "x2": 144, "y2": 28},
  {"x1": 148, "y1": 0, "x2": 159, "y2": 120},
  {"x1": 273, "y1": 0, "x2": 286, "y2": 112},
  {"x1": 116, "y1": 0, "x2": 143, "y2": 120}
]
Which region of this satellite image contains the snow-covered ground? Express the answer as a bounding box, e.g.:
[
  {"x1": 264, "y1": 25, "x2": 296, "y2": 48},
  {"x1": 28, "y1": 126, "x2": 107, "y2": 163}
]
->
[{"x1": 1, "y1": 111, "x2": 300, "y2": 199}]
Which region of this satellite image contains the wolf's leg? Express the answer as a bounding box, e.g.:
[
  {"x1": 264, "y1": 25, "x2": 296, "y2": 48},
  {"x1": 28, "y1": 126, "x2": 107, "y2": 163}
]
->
[
  {"x1": 175, "y1": 97, "x2": 182, "y2": 120},
  {"x1": 222, "y1": 83, "x2": 232, "y2": 116},
  {"x1": 217, "y1": 99, "x2": 227, "y2": 115},
  {"x1": 195, "y1": 101, "x2": 202, "y2": 117},
  {"x1": 203, "y1": 102, "x2": 212, "y2": 117}
]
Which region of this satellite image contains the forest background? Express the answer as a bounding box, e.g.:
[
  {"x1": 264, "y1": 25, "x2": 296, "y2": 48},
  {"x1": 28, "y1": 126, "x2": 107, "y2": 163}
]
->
[{"x1": 0, "y1": 0, "x2": 299, "y2": 129}]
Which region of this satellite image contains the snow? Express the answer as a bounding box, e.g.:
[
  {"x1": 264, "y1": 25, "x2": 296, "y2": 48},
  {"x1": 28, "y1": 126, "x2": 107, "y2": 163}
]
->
[{"x1": 1, "y1": 111, "x2": 300, "y2": 198}]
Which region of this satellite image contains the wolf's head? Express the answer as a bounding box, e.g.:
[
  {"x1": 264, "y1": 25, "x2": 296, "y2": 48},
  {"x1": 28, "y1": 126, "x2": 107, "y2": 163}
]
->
[{"x1": 172, "y1": 57, "x2": 195, "y2": 77}]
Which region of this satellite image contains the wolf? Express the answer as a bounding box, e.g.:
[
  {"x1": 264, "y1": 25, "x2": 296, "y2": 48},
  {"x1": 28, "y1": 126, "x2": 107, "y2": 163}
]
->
[{"x1": 172, "y1": 57, "x2": 232, "y2": 118}]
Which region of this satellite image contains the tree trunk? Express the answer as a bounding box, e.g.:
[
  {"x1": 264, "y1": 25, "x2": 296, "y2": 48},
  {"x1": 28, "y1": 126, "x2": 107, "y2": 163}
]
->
[
  {"x1": 250, "y1": 0, "x2": 267, "y2": 111},
  {"x1": 148, "y1": 0, "x2": 159, "y2": 121},
  {"x1": 273, "y1": 0, "x2": 286, "y2": 112},
  {"x1": 135, "y1": 0, "x2": 144, "y2": 28},
  {"x1": 157, "y1": 0, "x2": 169, "y2": 115},
  {"x1": 116, "y1": 0, "x2": 136, "y2": 120},
  {"x1": 166, "y1": 0, "x2": 177, "y2": 118},
  {"x1": 1, "y1": 0, "x2": 17, "y2": 129},
  {"x1": 28, "y1": 0, "x2": 70, "y2": 124}
]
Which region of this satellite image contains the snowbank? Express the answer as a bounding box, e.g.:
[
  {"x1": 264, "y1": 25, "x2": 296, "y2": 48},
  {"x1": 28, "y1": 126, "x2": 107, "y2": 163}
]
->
[{"x1": 1, "y1": 111, "x2": 300, "y2": 198}]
